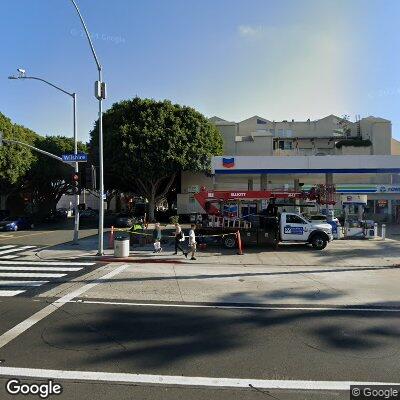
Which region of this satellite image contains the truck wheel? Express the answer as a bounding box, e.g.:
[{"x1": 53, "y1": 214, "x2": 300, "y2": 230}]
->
[
  {"x1": 311, "y1": 234, "x2": 327, "y2": 250},
  {"x1": 223, "y1": 235, "x2": 236, "y2": 249}
]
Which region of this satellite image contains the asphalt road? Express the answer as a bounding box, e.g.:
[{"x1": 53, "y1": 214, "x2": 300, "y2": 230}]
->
[
  {"x1": 0, "y1": 299, "x2": 398, "y2": 400},
  {"x1": 0, "y1": 220, "x2": 99, "y2": 247}
]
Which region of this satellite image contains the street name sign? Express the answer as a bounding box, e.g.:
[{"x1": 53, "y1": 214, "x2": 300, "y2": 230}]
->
[{"x1": 62, "y1": 153, "x2": 88, "y2": 162}]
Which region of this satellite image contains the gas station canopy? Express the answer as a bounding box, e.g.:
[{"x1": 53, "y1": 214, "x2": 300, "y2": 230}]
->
[{"x1": 212, "y1": 155, "x2": 400, "y2": 175}]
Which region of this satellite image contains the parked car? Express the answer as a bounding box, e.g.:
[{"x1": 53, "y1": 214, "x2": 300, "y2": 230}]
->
[
  {"x1": 42, "y1": 208, "x2": 70, "y2": 223},
  {"x1": 79, "y1": 209, "x2": 98, "y2": 219},
  {"x1": 0, "y1": 210, "x2": 10, "y2": 221},
  {"x1": 0, "y1": 216, "x2": 34, "y2": 231},
  {"x1": 114, "y1": 213, "x2": 135, "y2": 228},
  {"x1": 56, "y1": 208, "x2": 69, "y2": 219}
]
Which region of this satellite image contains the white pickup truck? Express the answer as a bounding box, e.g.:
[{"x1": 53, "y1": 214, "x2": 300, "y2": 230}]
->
[
  {"x1": 277, "y1": 212, "x2": 333, "y2": 249},
  {"x1": 199, "y1": 212, "x2": 334, "y2": 250}
]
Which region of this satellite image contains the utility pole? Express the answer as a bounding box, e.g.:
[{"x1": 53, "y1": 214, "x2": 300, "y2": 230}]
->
[{"x1": 70, "y1": 0, "x2": 106, "y2": 255}]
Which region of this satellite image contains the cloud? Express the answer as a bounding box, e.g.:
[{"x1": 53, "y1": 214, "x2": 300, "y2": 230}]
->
[{"x1": 237, "y1": 25, "x2": 265, "y2": 38}]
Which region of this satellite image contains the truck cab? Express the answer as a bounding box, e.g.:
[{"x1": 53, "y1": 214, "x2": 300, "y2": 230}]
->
[
  {"x1": 279, "y1": 212, "x2": 333, "y2": 249},
  {"x1": 239, "y1": 212, "x2": 333, "y2": 250}
]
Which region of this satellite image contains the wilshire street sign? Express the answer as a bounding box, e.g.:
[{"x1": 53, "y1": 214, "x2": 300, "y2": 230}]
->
[{"x1": 62, "y1": 153, "x2": 88, "y2": 162}]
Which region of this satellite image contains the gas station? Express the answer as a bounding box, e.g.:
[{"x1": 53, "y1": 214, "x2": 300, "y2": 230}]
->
[{"x1": 205, "y1": 154, "x2": 400, "y2": 238}]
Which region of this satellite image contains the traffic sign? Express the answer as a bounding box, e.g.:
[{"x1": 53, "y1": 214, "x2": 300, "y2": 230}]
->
[{"x1": 62, "y1": 153, "x2": 88, "y2": 162}]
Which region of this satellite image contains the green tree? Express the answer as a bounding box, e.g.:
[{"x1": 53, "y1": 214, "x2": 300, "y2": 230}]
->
[
  {"x1": 0, "y1": 112, "x2": 38, "y2": 194},
  {"x1": 26, "y1": 135, "x2": 87, "y2": 215},
  {"x1": 90, "y1": 97, "x2": 223, "y2": 220}
]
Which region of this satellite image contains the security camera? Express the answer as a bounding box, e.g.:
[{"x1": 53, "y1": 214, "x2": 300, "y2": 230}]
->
[{"x1": 17, "y1": 68, "x2": 26, "y2": 77}]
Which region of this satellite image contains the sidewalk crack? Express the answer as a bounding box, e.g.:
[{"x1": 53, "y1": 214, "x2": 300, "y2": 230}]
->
[{"x1": 172, "y1": 265, "x2": 184, "y2": 302}]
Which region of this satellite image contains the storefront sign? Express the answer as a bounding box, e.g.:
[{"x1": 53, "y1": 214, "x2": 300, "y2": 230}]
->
[
  {"x1": 376, "y1": 185, "x2": 400, "y2": 193},
  {"x1": 341, "y1": 194, "x2": 368, "y2": 205},
  {"x1": 377, "y1": 200, "x2": 388, "y2": 207}
]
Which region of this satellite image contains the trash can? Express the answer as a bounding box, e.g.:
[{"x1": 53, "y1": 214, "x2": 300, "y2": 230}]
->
[{"x1": 114, "y1": 235, "x2": 130, "y2": 258}]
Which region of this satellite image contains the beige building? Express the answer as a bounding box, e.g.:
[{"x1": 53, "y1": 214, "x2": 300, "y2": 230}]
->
[{"x1": 178, "y1": 115, "x2": 400, "y2": 221}]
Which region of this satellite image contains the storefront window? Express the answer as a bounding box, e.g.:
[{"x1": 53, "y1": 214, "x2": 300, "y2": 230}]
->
[{"x1": 376, "y1": 200, "x2": 388, "y2": 214}]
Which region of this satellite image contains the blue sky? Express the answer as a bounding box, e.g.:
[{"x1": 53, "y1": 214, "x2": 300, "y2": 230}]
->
[{"x1": 1, "y1": 0, "x2": 400, "y2": 142}]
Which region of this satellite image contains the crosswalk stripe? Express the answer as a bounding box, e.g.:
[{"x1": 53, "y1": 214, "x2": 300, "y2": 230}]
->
[
  {"x1": 0, "y1": 272, "x2": 66, "y2": 278},
  {"x1": 0, "y1": 280, "x2": 49, "y2": 287},
  {"x1": 0, "y1": 246, "x2": 36, "y2": 256},
  {"x1": 0, "y1": 290, "x2": 25, "y2": 297},
  {"x1": 0, "y1": 261, "x2": 95, "y2": 266},
  {"x1": 0, "y1": 245, "x2": 16, "y2": 250},
  {"x1": 0, "y1": 266, "x2": 82, "y2": 272}
]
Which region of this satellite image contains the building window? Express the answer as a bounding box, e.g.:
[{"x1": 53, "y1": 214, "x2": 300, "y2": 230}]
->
[
  {"x1": 269, "y1": 129, "x2": 275, "y2": 135},
  {"x1": 248, "y1": 179, "x2": 253, "y2": 191},
  {"x1": 284, "y1": 141, "x2": 293, "y2": 150},
  {"x1": 257, "y1": 118, "x2": 267, "y2": 125}
]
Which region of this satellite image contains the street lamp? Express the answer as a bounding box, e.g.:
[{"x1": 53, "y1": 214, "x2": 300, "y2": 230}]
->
[
  {"x1": 8, "y1": 69, "x2": 80, "y2": 245},
  {"x1": 69, "y1": 0, "x2": 106, "y2": 255}
]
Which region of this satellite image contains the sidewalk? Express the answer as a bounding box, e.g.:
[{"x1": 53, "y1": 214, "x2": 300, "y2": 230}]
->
[
  {"x1": 35, "y1": 232, "x2": 400, "y2": 268},
  {"x1": 34, "y1": 234, "x2": 400, "y2": 307}
]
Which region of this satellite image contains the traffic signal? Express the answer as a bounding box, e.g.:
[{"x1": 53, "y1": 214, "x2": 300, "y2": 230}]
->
[
  {"x1": 87, "y1": 165, "x2": 97, "y2": 190},
  {"x1": 72, "y1": 173, "x2": 79, "y2": 182},
  {"x1": 79, "y1": 165, "x2": 97, "y2": 190},
  {"x1": 72, "y1": 173, "x2": 79, "y2": 194},
  {"x1": 95, "y1": 81, "x2": 106, "y2": 100}
]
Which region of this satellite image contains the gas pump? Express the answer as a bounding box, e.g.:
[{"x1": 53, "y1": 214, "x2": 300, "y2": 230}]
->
[{"x1": 341, "y1": 194, "x2": 374, "y2": 238}]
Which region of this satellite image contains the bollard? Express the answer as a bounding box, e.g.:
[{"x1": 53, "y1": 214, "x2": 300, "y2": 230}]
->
[
  {"x1": 381, "y1": 224, "x2": 386, "y2": 240},
  {"x1": 236, "y1": 231, "x2": 243, "y2": 255},
  {"x1": 374, "y1": 222, "x2": 378, "y2": 238},
  {"x1": 109, "y1": 226, "x2": 115, "y2": 249}
]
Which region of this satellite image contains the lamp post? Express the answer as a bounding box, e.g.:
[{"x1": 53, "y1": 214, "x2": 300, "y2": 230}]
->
[
  {"x1": 69, "y1": 0, "x2": 106, "y2": 255},
  {"x1": 8, "y1": 70, "x2": 80, "y2": 244}
]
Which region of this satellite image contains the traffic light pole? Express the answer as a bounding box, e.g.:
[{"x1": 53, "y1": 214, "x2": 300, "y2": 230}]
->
[
  {"x1": 7, "y1": 74, "x2": 80, "y2": 245},
  {"x1": 73, "y1": 93, "x2": 80, "y2": 244},
  {"x1": 0, "y1": 137, "x2": 72, "y2": 164}
]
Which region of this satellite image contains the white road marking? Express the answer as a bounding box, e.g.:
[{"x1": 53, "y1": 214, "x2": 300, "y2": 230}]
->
[
  {"x1": 0, "y1": 290, "x2": 25, "y2": 297},
  {"x1": 0, "y1": 272, "x2": 66, "y2": 278},
  {"x1": 0, "y1": 280, "x2": 48, "y2": 287},
  {"x1": 0, "y1": 367, "x2": 398, "y2": 390},
  {"x1": 0, "y1": 255, "x2": 19, "y2": 259},
  {"x1": 0, "y1": 245, "x2": 16, "y2": 250},
  {"x1": 0, "y1": 266, "x2": 82, "y2": 272},
  {"x1": 0, "y1": 264, "x2": 129, "y2": 349},
  {"x1": 68, "y1": 300, "x2": 400, "y2": 313},
  {"x1": 0, "y1": 261, "x2": 94, "y2": 266},
  {"x1": 0, "y1": 246, "x2": 35, "y2": 255}
]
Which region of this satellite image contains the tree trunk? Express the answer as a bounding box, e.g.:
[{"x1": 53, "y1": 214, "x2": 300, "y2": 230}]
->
[
  {"x1": 115, "y1": 192, "x2": 121, "y2": 213},
  {"x1": 148, "y1": 189, "x2": 156, "y2": 222}
]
